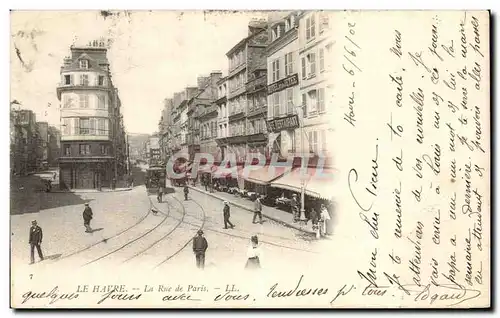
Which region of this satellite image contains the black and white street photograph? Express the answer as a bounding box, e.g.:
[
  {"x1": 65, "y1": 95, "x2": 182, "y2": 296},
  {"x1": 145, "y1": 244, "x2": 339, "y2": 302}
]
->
[{"x1": 9, "y1": 9, "x2": 490, "y2": 309}]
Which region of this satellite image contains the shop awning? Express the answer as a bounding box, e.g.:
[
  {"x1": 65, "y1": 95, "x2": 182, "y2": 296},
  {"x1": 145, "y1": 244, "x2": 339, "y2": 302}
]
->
[
  {"x1": 242, "y1": 165, "x2": 289, "y2": 185},
  {"x1": 270, "y1": 167, "x2": 337, "y2": 200}
]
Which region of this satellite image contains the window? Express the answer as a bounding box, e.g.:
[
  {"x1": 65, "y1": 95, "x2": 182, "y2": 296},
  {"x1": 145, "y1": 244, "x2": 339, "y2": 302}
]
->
[
  {"x1": 318, "y1": 88, "x2": 325, "y2": 112},
  {"x1": 307, "y1": 53, "x2": 316, "y2": 77},
  {"x1": 64, "y1": 75, "x2": 72, "y2": 85},
  {"x1": 306, "y1": 14, "x2": 316, "y2": 41},
  {"x1": 302, "y1": 93, "x2": 307, "y2": 117},
  {"x1": 272, "y1": 59, "x2": 280, "y2": 82},
  {"x1": 273, "y1": 92, "x2": 280, "y2": 117},
  {"x1": 63, "y1": 95, "x2": 73, "y2": 108},
  {"x1": 308, "y1": 90, "x2": 318, "y2": 113},
  {"x1": 98, "y1": 75, "x2": 105, "y2": 86},
  {"x1": 79, "y1": 94, "x2": 89, "y2": 108},
  {"x1": 62, "y1": 118, "x2": 71, "y2": 135},
  {"x1": 319, "y1": 48, "x2": 325, "y2": 72},
  {"x1": 79, "y1": 144, "x2": 91, "y2": 155},
  {"x1": 319, "y1": 12, "x2": 330, "y2": 33},
  {"x1": 97, "y1": 118, "x2": 107, "y2": 135},
  {"x1": 301, "y1": 58, "x2": 306, "y2": 80},
  {"x1": 80, "y1": 118, "x2": 90, "y2": 135},
  {"x1": 285, "y1": 53, "x2": 293, "y2": 76},
  {"x1": 80, "y1": 74, "x2": 89, "y2": 86},
  {"x1": 286, "y1": 88, "x2": 294, "y2": 114},
  {"x1": 308, "y1": 131, "x2": 318, "y2": 153},
  {"x1": 79, "y1": 60, "x2": 88, "y2": 69},
  {"x1": 64, "y1": 145, "x2": 71, "y2": 156},
  {"x1": 89, "y1": 118, "x2": 96, "y2": 135},
  {"x1": 98, "y1": 95, "x2": 106, "y2": 109},
  {"x1": 100, "y1": 144, "x2": 109, "y2": 155},
  {"x1": 320, "y1": 130, "x2": 327, "y2": 153}
]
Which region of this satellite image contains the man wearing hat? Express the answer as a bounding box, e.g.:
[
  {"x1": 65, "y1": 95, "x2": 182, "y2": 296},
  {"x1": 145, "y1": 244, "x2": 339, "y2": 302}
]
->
[
  {"x1": 28, "y1": 220, "x2": 44, "y2": 264},
  {"x1": 291, "y1": 194, "x2": 300, "y2": 223},
  {"x1": 82, "y1": 203, "x2": 93, "y2": 233},
  {"x1": 192, "y1": 229, "x2": 208, "y2": 269},
  {"x1": 223, "y1": 201, "x2": 235, "y2": 229}
]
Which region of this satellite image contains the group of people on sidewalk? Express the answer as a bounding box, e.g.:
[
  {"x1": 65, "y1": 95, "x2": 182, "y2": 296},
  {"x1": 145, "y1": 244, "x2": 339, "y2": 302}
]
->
[{"x1": 192, "y1": 230, "x2": 262, "y2": 270}]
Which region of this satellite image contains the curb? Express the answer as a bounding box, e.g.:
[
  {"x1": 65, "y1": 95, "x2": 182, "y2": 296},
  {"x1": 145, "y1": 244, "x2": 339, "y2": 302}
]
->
[
  {"x1": 51, "y1": 188, "x2": 133, "y2": 194},
  {"x1": 188, "y1": 186, "x2": 314, "y2": 235}
]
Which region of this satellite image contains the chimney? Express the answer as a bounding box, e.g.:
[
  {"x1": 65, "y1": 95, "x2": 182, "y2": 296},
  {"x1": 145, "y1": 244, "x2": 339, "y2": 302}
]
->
[
  {"x1": 248, "y1": 18, "x2": 267, "y2": 35},
  {"x1": 197, "y1": 76, "x2": 209, "y2": 90}
]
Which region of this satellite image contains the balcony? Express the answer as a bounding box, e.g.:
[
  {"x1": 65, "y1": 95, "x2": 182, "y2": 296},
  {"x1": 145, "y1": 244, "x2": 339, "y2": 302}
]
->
[
  {"x1": 228, "y1": 109, "x2": 246, "y2": 122},
  {"x1": 197, "y1": 105, "x2": 218, "y2": 119},
  {"x1": 245, "y1": 75, "x2": 267, "y2": 94},
  {"x1": 247, "y1": 104, "x2": 267, "y2": 118},
  {"x1": 56, "y1": 82, "x2": 111, "y2": 99}
]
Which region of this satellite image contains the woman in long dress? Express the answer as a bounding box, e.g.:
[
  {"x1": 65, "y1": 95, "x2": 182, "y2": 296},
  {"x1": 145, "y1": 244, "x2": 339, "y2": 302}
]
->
[
  {"x1": 245, "y1": 235, "x2": 262, "y2": 269},
  {"x1": 319, "y1": 204, "x2": 331, "y2": 237}
]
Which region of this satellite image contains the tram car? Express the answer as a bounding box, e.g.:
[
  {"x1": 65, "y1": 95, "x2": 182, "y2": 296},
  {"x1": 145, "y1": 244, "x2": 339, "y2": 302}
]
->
[{"x1": 145, "y1": 166, "x2": 166, "y2": 195}]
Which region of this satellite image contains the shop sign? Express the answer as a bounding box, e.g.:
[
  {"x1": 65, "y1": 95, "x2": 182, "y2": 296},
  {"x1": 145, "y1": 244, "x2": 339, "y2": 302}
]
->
[
  {"x1": 267, "y1": 73, "x2": 299, "y2": 95},
  {"x1": 266, "y1": 114, "x2": 300, "y2": 133}
]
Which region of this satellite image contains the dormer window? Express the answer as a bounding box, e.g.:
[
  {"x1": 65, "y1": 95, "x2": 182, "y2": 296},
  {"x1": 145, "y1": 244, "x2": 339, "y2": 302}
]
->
[
  {"x1": 285, "y1": 16, "x2": 295, "y2": 32},
  {"x1": 79, "y1": 60, "x2": 88, "y2": 69}
]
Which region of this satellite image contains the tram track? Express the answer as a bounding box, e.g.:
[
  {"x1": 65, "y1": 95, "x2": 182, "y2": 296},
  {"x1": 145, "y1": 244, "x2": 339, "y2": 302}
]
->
[
  {"x1": 51, "y1": 187, "x2": 153, "y2": 263},
  {"x1": 81, "y1": 193, "x2": 173, "y2": 267},
  {"x1": 149, "y1": 194, "x2": 316, "y2": 270},
  {"x1": 153, "y1": 196, "x2": 207, "y2": 268},
  {"x1": 122, "y1": 195, "x2": 188, "y2": 264}
]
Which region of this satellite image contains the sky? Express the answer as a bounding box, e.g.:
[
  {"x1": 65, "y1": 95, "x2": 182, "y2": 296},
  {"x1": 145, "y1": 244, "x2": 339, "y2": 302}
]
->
[{"x1": 10, "y1": 10, "x2": 267, "y2": 134}]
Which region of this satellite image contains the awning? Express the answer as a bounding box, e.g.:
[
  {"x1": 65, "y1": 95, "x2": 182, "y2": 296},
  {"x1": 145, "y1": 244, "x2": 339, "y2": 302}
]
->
[
  {"x1": 242, "y1": 165, "x2": 288, "y2": 185},
  {"x1": 270, "y1": 167, "x2": 337, "y2": 200}
]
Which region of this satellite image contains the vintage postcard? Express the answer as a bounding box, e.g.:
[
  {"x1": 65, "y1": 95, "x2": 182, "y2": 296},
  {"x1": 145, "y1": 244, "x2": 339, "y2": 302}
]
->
[{"x1": 10, "y1": 10, "x2": 490, "y2": 308}]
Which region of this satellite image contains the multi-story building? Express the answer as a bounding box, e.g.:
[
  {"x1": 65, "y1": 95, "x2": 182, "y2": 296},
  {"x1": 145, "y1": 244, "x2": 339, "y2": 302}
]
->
[
  {"x1": 225, "y1": 19, "x2": 268, "y2": 175},
  {"x1": 56, "y1": 39, "x2": 128, "y2": 189},
  {"x1": 191, "y1": 72, "x2": 222, "y2": 165},
  {"x1": 158, "y1": 98, "x2": 174, "y2": 164},
  {"x1": 215, "y1": 77, "x2": 229, "y2": 160},
  {"x1": 148, "y1": 135, "x2": 161, "y2": 166},
  {"x1": 36, "y1": 121, "x2": 49, "y2": 169},
  {"x1": 10, "y1": 109, "x2": 38, "y2": 176},
  {"x1": 172, "y1": 88, "x2": 198, "y2": 159},
  {"x1": 266, "y1": 12, "x2": 302, "y2": 157},
  {"x1": 298, "y1": 11, "x2": 334, "y2": 157},
  {"x1": 47, "y1": 126, "x2": 61, "y2": 167}
]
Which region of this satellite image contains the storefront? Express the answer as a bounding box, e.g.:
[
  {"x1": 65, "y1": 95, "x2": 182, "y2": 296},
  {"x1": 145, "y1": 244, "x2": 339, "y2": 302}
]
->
[
  {"x1": 242, "y1": 164, "x2": 288, "y2": 195},
  {"x1": 59, "y1": 158, "x2": 113, "y2": 190}
]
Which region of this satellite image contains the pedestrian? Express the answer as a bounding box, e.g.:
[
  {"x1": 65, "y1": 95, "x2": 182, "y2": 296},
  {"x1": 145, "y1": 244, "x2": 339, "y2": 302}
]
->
[
  {"x1": 319, "y1": 204, "x2": 331, "y2": 237},
  {"x1": 192, "y1": 229, "x2": 208, "y2": 269},
  {"x1": 184, "y1": 184, "x2": 189, "y2": 201},
  {"x1": 29, "y1": 220, "x2": 44, "y2": 264},
  {"x1": 252, "y1": 195, "x2": 263, "y2": 224},
  {"x1": 245, "y1": 235, "x2": 262, "y2": 270},
  {"x1": 309, "y1": 207, "x2": 320, "y2": 239},
  {"x1": 83, "y1": 203, "x2": 93, "y2": 233},
  {"x1": 204, "y1": 175, "x2": 208, "y2": 191},
  {"x1": 157, "y1": 186, "x2": 163, "y2": 203},
  {"x1": 291, "y1": 194, "x2": 300, "y2": 222},
  {"x1": 111, "y1": 177, "x2": 116, "y2": 190},
  {"x1": 222, "y1": 201, "x2": 235, "y2": 229}
]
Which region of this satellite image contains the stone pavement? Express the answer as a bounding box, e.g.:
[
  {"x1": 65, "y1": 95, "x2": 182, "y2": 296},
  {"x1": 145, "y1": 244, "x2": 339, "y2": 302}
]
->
[
  {"x1": 188, "y1": 184, "x2": 315, "y2": 235},
  {"x1": 10, "y1": 186, "x2": 151, "y2": 269}
]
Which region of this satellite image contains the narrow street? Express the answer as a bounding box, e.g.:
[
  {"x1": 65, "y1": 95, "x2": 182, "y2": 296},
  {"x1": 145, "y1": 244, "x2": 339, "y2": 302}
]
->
[{"x1": 11, "y1": 166, "x2": 329, "y2": 279}]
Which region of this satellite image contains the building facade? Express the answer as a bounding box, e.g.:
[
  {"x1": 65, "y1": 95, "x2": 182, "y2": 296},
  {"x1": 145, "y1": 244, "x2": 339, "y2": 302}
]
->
[
  {"x1": 56, "y1": 39, "x2": 127, "y2": 189},
  {"x1": 298, "y1": 11, "x2": 334, "y2": 158},
  {"x1": 10, "y1": 109, "x2": 38, "y2": 176},
  {"x1": 47, "y1": 126, "x2": 61, "y2": 167},
  {"x1": 36, "y1": 121, "x2": 49, "y2": 169},
  {"x1": 215, "y1": 77, "x2": 229, "y2": 160},
  {"x1": 158, "y1": 98, "x2": 174, "y2": 164},
  {"x1": 225, "y1": 19, "x2": 269, "y2": 171}
]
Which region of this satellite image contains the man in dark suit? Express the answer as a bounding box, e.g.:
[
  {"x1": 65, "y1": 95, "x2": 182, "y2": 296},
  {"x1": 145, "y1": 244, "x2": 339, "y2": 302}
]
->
[
  {"x1": 83, "y1": 203, "x2": 93, "y2": 233},
  {"x1": 223, "y1": 201, "x2": 235, "y2": 229},
  {"x1": 29, "y1": 220, "x2": 44, "y2": 264},
  {"x1": 192, "y1": 230, "x2": 208, "y2": 269}
]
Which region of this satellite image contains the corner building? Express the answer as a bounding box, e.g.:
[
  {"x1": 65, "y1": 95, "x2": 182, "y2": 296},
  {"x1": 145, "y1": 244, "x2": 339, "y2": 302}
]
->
[{"x1": 56, "y1": 40, "x2": 127, "y2": 189}]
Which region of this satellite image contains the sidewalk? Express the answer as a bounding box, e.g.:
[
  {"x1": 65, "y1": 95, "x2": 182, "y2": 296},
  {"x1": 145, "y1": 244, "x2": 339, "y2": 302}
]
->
[{"x1": 188, "y1": 185, "x2": 315, "y2": 235}]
